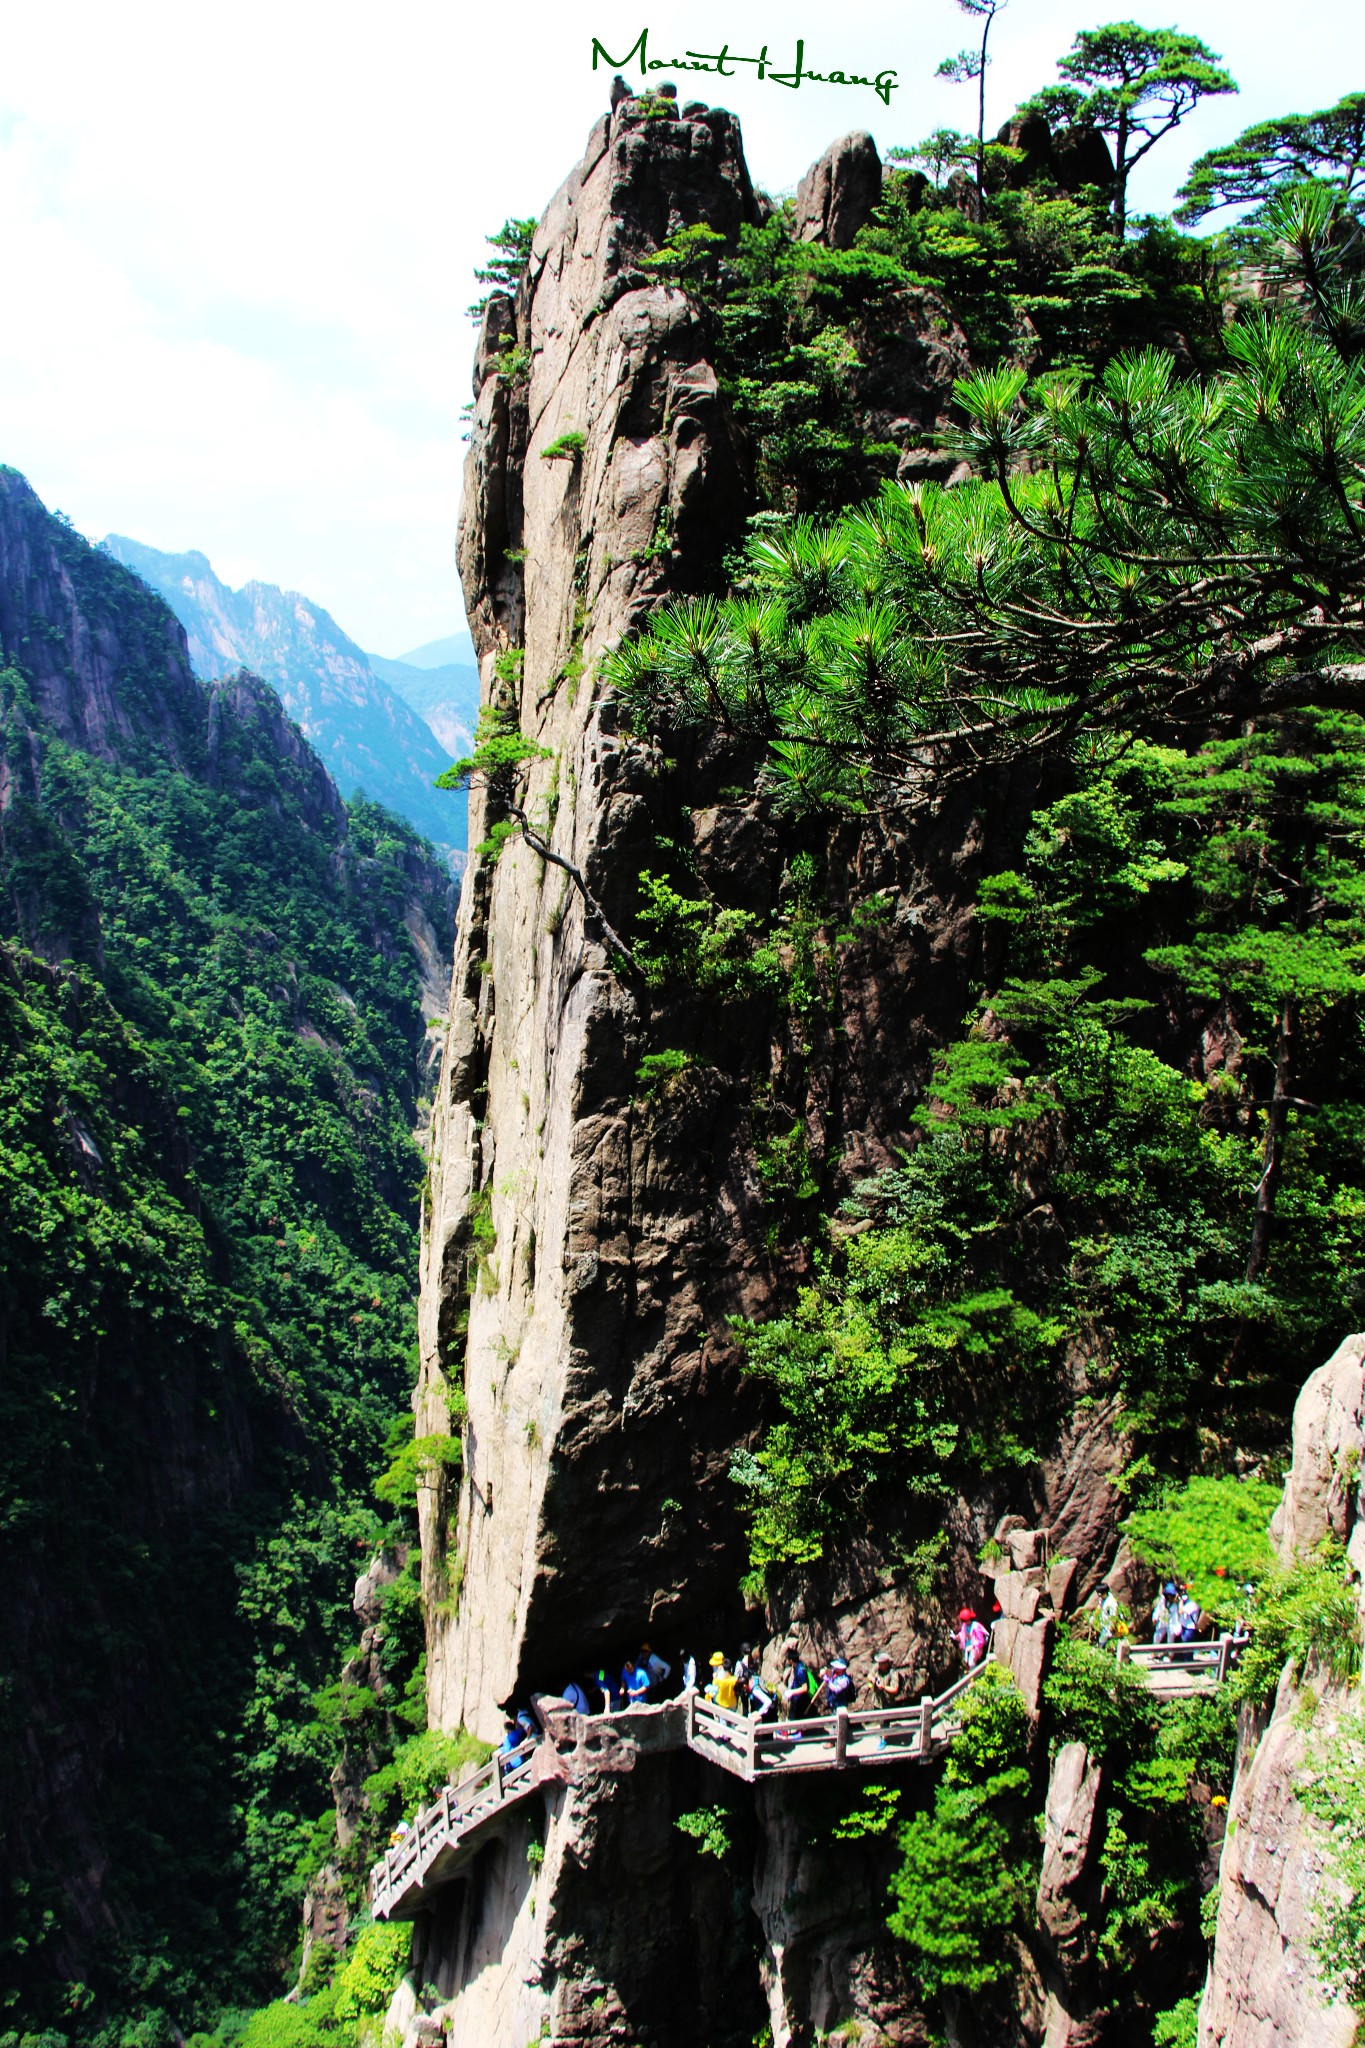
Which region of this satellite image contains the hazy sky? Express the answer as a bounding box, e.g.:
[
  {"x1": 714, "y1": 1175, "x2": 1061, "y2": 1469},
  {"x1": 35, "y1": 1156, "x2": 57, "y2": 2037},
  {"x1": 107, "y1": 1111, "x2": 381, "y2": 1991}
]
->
[{"x1": 1, "y1": 0, "x2": 1360, "y2": 654}]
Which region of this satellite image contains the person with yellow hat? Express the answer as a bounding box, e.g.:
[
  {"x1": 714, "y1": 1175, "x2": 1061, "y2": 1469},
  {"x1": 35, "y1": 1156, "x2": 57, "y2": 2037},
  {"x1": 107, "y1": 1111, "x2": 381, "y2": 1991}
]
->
[{"x1": 705, "y1": 1651, "x2": 740, "y2": 1711}]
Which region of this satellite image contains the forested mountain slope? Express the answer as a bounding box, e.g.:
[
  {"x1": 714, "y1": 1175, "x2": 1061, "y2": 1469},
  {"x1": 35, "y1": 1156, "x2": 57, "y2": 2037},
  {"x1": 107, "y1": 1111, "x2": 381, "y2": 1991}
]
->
[
  {"x1": 102, "y1": 536, "x2": 465, "y2": 863},
  {"x1": 0, "y1": 467, "x2": 454, "y2": 2033}
]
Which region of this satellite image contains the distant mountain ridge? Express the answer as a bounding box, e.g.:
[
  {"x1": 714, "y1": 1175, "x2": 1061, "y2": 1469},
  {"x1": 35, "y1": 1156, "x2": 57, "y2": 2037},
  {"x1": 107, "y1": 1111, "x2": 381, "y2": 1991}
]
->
[
  {"x1": 103, "y1": 536, "x2": 469, "y2": 862},
  {"x1": 368, "y1": 650, "x2": 480, "y2": 759}
]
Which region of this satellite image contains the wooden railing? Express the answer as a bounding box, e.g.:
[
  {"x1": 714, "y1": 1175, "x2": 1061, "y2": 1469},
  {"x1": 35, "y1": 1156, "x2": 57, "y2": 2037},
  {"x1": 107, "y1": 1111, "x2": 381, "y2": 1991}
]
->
[
  {"x1": 685, "y1": 1658, "x2": 997, "y2": 1783},
  {"x1": 1117, "y1": 1633, "x2": 1249, "y2": 1692},
  {"x1": 371, "y1": 1636, "x2": 1250, "y2": 1918},
  {"x1": 370, "y1": 1739, "x2": 536, "y2": 1920}
]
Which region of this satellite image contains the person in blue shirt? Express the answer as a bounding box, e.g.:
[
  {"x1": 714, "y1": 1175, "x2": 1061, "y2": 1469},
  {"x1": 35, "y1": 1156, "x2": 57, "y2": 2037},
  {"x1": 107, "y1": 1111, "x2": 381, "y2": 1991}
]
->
[
  {"x1": 561, "y1": 1677, "x2": 592, "y2": 1714},
  {"x1": 497, "y1": 1714, "x2": 525, "y2": 1775},
  {"x1": 625, "y1": 1658, "x2": 651, "y2": 1707},
  {"x1": 597, "y1": 1666, "x2": 626, "y2": 1712}
]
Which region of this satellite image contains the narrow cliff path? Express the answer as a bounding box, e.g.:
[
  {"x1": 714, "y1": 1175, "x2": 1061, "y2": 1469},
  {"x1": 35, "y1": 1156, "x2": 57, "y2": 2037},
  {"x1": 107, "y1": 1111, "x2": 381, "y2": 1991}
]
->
[{"x1": 372, "y1": 1641, "x2": 1243, "y2": 1922}]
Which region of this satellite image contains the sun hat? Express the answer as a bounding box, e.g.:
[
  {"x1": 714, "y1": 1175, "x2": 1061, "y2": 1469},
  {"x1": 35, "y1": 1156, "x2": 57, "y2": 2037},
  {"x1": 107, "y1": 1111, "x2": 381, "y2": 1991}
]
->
[
  {"x1": 875, "y1": 1649, "x2": 892, "y2": 1664},
  {"x1": 831, "y1": 1657, "x2": 848, "y2": 1671},
  {"x1": 958, "y1": 1607, "x2": 976, "y2": 1621},
  {"x1": 709, "y1": 1651, "x2": 725, "y2": 1666}
]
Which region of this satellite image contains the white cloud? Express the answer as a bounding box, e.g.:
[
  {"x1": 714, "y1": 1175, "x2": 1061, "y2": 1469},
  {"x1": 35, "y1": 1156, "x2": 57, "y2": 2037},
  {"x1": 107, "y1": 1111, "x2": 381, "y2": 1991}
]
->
[{"x1": 0, "y1": 0, "x2": 1360, "y2": 650}]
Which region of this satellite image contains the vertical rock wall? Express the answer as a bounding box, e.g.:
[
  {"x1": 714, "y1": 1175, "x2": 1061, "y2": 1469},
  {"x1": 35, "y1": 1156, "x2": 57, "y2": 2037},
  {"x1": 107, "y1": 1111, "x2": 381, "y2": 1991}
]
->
[
  {"x1": 418, "y1": 99, "x2": 762, "y2": 1739},
  {"x1": 1199, "y1": 1333, "x2": 1365, "y2": 2048}
]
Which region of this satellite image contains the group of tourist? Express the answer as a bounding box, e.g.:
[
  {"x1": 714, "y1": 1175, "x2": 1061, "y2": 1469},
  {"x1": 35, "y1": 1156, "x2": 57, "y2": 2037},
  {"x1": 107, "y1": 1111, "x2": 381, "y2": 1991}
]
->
[{"x1": 494, "y1": 1617, "x2": 1001, "y2": 1757}]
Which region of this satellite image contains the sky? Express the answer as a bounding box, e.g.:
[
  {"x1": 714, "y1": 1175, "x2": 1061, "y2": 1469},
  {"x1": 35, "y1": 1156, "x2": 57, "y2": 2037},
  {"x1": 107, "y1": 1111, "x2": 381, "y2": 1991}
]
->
[{"x1": 0, "y1": 0, "x2": 1361, "y2": 656}]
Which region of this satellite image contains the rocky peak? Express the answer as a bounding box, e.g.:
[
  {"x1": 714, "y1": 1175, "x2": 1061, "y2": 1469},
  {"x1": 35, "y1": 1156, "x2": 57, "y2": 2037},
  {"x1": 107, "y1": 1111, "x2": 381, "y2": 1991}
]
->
[
  {"x1": 0, "y1": 468, "x2": 203, "y2": 772},
  {"x1": 793, "y1": 129, "x2": 883, "y2": 249}
]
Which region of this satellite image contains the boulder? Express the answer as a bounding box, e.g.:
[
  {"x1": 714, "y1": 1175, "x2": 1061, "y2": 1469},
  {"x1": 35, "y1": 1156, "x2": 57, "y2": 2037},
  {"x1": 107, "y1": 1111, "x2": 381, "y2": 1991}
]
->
[
  {"x1": 794, "y1": 131, "x2": 882, "y2": 249},
  {"x1": 993, "y1": 1612, "x2": 1054, "y2": 1715}
]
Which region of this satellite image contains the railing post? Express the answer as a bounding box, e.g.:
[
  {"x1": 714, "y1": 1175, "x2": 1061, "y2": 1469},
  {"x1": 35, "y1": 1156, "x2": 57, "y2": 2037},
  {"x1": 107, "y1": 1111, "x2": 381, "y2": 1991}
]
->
[
  {"x1": 494, "y1": 1755, "x2": 505, "y2": 1802},
  {"x1": 835, "y1": 1707, "x2": 849, "y2": 1768},
  {"x1": 687, "y1": 1690, "x2": 696, "y2": 1747},
  {"x1": 747, "y1": 1714, "x2": 758, "y2": 1782},
  {"x1": 1115, "y1": 1641, "x2": 1131, "y2": 1670},
  {"x1": 1216, "y1": 1633, "x2": 1231, "y2": 1684},
  {"x1": 918, "y1": 1693, "x2": 935, "y2": 1757}
]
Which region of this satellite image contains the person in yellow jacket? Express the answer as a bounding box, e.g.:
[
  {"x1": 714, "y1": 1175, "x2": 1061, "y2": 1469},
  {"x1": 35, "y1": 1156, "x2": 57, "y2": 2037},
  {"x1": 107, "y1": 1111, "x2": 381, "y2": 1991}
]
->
[{"x1": 706, "y1": 1651, "x2": 740, "y2": 1711}]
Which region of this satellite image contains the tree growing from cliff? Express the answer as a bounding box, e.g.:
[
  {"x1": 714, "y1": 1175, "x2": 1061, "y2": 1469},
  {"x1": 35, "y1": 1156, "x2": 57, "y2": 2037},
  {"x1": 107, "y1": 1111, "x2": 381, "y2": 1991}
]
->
[
  {"x1": 1176, "y1": 92, "x2": 1365, "y2": 226},
  {"x1": 935, "y1": 0, "x2": 1010, "y2": 209},
  {"x1": 1029, "y1": 22, "x2": 1237, "y2": 237},
  {"x1": 437, "y1": 700, "x2": 640, "y2": 967}
]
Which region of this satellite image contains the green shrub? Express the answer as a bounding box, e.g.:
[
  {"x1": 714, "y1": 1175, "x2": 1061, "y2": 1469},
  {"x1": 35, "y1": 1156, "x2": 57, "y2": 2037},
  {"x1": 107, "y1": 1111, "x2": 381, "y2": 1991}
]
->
[
  {"x1": 674, "y1": 1805, "x2": 733, "y2": 1858},
  {"x1": 331, "y1": 1923, "x2": 409, "y2": 2022},
  {"x1": 540, "y1": 431, "x2": 586, "y2": 462},
  {"x1": 1233, "y1": 1551, "x2": 1363, "y2": 1705},
  {"x1": 361, "y1": 1728, "x2": 491, "y2": 1827},
  {"x1": 635, "y1": 1048, "x2": 693, "y2": 1093},
  {"x1": 889, "y1": 1776, "x2": 1031, "y2": 1996},
  {"x1": 1152, "y1": 1993, "x2": 1200, "y2": 2046},
  {"x1": 1125, "y1": 1475, "x2": 1280, "y2": 1618},
  {"x1": 1042, "y1": 1637, "x2": 1159, "y2": 1757}
]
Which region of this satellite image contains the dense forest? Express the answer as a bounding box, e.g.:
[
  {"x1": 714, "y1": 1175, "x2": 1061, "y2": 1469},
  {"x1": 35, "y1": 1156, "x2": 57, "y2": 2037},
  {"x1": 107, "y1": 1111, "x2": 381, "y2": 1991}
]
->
[
  {"x1": 6, "y1": 21, "x2": 1365, "y2": 2048},
  {"x1": 0, "y1": 474, "x2": 455, "y2": 2042}
]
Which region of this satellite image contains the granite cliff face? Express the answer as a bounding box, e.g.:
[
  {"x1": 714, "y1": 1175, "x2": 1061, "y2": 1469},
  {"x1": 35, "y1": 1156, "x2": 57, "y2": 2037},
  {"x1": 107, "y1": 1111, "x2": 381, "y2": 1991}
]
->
[
  {"x1": 1199, "y1": 1333, "x2": 1365, "y2": 2048},
  {"x1": 422, "y1": 95, "x2": 1126, "y2": 1753},
  {"x1": 411, "y1": 103, "x2": 1147, "y2": 2048}
]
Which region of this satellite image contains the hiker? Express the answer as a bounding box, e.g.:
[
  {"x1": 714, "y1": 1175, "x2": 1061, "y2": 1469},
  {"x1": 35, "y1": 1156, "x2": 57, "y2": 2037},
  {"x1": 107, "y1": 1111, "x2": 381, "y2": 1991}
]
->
[
  {"x1": 747, "y1": 1661, "x2": 775, "y2": 1719},
  {"x1": 388, "y1": 1818, "x2": 411, "y2": 1847},
  {"x1": 825, "y1": 1656, "x2": 857, "y2": 1711},
  {"x1": 679, "y1": 1648, "x2": 698, "y2": 1693},
  {"x1": 560, "y1": 1676, "x2": 593, "y2": 1715},
  {"x1": 733, "y1": 1643, "x2": 756, "y2": 1715},
  {"x1": 624, "y1": 1656, "x2": 651, "y2": 1707},
  {"x1": 870, "y1": 1649, "x2": 904, "y2": 1710},
  {"x1": 1177, "y1": 1591, "x2": 1202, "y2": 1643},
  {"x1": 642, "y1": 1642, "x2": 672, "y2": 1693},
  {"x1": 957, "y1": 1608, "x2": 988, "y2": 1670},
  {"x1": 498, "y1": 1713, "x2": 527, "y2": 1775},
  {"x1": 1151, "y1": 1584, "x2": 1172, "y2": 1646},
  {"x1": 1097, "y1": 1584, "x2": 1120, "y2": 1648},
  {"x1": 780, "y1": 1638, "x2": 813, "y2": 1721},
  {"x1": 706, "y1": 1652, "x2": 740, "y2": 1711},
  {"x1": 596, "y1": 1666, "x2": 626, "y2": 1713}
]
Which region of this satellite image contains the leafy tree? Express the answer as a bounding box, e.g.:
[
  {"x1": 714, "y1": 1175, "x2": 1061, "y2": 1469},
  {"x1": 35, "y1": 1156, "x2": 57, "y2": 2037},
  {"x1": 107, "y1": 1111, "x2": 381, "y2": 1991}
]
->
[
  {"x1": 889, "y1": 1778, "x2": 1031, "y2": 1995},
  {"x1": 1176, "y1": 92, "x2": 1365, "y2": 226},
  {"x1": 1046, "y1": 23, "x2": 1238, "y2": 237},
  {"x1": 935, "y1": 0, "x2": 1010, "y2": 208}
]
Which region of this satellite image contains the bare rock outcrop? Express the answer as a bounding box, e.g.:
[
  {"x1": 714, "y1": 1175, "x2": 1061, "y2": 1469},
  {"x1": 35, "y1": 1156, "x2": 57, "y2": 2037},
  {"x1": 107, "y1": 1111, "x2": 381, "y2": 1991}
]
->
[
  {"x1": 1037, "y1": 1742, "x2": 1102, "y2": 1974},
  {"x1": 422, "y1": 99, "x2": 761, "y2": 1739},
  {"x1": 1269, "y1": 1330, "x2": 1365, "y2": 1573},
  {"x1": 794, "y1": 130, "x2": 882, "y2": 248},
  {"x1": 1199, "y1": 1331, "x2": 1365, "y2": 2048}
]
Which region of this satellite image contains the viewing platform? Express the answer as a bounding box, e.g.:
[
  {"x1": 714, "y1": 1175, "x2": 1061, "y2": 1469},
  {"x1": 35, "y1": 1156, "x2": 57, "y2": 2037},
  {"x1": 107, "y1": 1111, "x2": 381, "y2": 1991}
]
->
[{"x1": 369, "y1": 1634, "x2": 1249, "y2": 1922}]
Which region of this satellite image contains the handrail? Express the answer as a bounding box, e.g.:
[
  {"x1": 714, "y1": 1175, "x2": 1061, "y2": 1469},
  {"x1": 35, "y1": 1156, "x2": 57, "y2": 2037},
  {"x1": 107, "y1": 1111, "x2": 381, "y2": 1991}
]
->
[{"x1": 370, "y1": 1635, "x2": 1249, "y2": 1917}]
